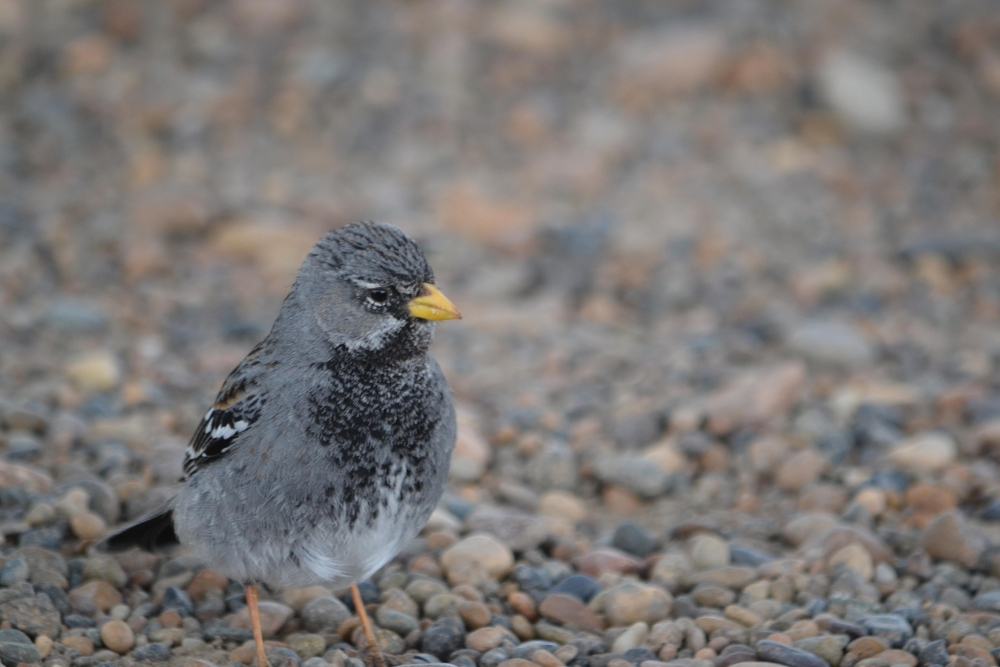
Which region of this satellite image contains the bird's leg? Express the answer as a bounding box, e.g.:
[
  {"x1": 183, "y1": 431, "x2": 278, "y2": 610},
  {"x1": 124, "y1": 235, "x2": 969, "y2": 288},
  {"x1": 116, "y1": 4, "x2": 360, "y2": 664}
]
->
[
  {"x1": 245, "y1": 583, "x2": 269, "y2": 667},
  {"x1": 351, "y1": 583, "x2": 387, "y2": 667}
]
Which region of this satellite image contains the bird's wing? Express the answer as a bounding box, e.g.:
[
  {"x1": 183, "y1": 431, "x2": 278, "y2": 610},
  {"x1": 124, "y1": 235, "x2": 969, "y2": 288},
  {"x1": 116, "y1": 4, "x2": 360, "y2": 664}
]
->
[{"x1": 182, "y1": 341, "x2": 270, "y2": 480}]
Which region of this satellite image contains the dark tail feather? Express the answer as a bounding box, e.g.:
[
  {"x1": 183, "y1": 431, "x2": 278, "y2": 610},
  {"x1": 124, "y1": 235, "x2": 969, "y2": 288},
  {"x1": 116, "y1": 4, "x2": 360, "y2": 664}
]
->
[{"x1": 97, "y1": 506, "x2": 179, "y2": 553}]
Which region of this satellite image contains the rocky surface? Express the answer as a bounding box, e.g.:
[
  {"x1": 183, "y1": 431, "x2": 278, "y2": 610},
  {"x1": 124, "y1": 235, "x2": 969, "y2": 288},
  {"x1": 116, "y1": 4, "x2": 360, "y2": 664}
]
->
[{"x1": 2, "y1": 1, "x2": 1000, "y2": 667}]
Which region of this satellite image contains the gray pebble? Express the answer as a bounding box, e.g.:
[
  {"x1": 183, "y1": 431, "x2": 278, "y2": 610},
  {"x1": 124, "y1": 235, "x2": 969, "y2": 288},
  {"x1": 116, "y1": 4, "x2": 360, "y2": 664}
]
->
[
  {"x1": 301, "y1": 597, "x2": 351, "y2": 633},
  {"x1": 861, "y1": 614, "x2": 913, "y2": 648},
  {"x1": 756, "y1": 640, "x2": 829, "y2": 667},
  {"x1": 918, "y1": 640, "x2": 948, "y2": 667},
  {"x1": 133, "y1": 642, "x2": 172, "y2": 661},
  {"x1": 0, "y1": 627, "x2": 41, "y2": 664},
  {"x1": 0, "y1": 558, "x2": 30, "y2": 586}
]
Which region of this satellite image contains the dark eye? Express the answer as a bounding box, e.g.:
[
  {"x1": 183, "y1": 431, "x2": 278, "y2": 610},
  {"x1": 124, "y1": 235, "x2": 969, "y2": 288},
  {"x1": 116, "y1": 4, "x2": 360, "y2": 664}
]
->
[{"x1": 366, "y1": 288, "x2": 389, "y2": 304}]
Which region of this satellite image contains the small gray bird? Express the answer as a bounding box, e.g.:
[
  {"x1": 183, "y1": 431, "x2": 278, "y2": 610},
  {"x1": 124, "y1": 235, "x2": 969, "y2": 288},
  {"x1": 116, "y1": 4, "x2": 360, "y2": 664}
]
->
[{"x1": 101, "y1": 222, "x2": 461, "y2": 667}]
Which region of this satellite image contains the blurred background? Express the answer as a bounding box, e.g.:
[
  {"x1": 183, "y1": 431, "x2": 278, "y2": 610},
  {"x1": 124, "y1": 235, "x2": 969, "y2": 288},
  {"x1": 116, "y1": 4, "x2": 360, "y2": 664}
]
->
[{"x1": 2, "y1": 0, "x2": 1000, "y2": 551}]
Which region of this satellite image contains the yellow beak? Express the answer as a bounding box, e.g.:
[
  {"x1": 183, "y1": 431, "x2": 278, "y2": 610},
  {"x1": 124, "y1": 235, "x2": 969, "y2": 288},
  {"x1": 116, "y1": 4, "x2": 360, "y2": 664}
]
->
[{"x1": 407, "y1": 283, "x2": 462, "y2": 321}]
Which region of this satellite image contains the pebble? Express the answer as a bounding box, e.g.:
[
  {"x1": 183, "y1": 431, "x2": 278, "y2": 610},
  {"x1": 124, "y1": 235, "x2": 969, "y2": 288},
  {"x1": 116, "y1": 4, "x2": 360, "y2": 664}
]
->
[
  {"x1": 612, "y1": 523, "x2": 658, "y2": 557},
  {"x1": 288, "y1": 633, "x2": 326, "y2": 658},
  {"x1": 100, "y1": 619, "x2": 135, "y2": 653},
  {"x1": 819, "y1": 50, "x2": 906, "y2": 134},
  {"x1": 920, "y1": 511, "x2": 986, "y2": 568},
  {"x1": 134, "y1": 642, "x2": 172, "y2": 661},
  {"x1": 689, "y1": 534, "x2": 730, "y2": 570},
  {"x1": 65, "y1": 351, "x2": 122, "y2": 392},
  {"x1": 63, "y1": 635, "x2": 95, "y2": 655},
  {"x1": 550, "y1": 574, "x2": 599, "y2": 602},
  {"x1": 0, "y1": 593, "x2": 61, "y2": 638},
  {"x1": 69, "y1": 580, "x2": 122, "y2": 612},
  {"x1": 888, "y1": 432, "x2": 957, "y2": 473},
  {"x1": 612, "y1": 622, "x2": 649, "y2": 653},
  {"x1": 232, "y1": 601, "x2": 294, "y2": 638},
  {"x1": 860, "y1": 616, "x2": 913, "y2": 649},
  {"x1": 0, "y1": 628, "x2": 41, "y2": 664},
  {"x1": 467, "y1": 627, "x2": 504, "y2": 652},
  {"x1": 788, "y1": 319, "x2": 874, "y2": 367},
  {"x1": 794, "y1": 635, "x2": 849, "y2": 666},
  {"x1": 538, "y1": 593, "x2": 605, "y2": 632},
  {"x1": 441, "y1": 534, "x2": 514, "y2": 579},
  {"x1": 0, "y1": 557, "x2": 30, "y2": 586},
  {"x1": 421, "y1": 617, "x2": 465, "y2": 658},
  {"x1": 917, "y1": 640, "x2": 948, "y2": 667},
  {"x1": 301, "y1": 597, "x2": 351, "y2": 633},
  {"x1": 70, "y1": 511, "x2": 108, "y2": 539},
  {"x1": 604, "y1": 582, "x2": 674, "y2": 626}
]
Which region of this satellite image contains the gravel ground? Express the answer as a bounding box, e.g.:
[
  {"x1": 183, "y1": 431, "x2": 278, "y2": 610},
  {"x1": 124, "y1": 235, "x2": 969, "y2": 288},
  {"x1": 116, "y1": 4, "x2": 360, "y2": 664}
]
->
[{"x1": 2, "y1": 2, "x2": 1000, "y2": 667}]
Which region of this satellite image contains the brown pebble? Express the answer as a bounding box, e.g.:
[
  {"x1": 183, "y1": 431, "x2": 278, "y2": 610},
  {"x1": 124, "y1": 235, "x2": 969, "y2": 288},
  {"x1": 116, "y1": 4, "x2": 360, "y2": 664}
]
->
[
  {"x1": 575, "y1": 549, "x2": 642, "y2": 577},
  {"x1": 69, "y1": 580, "x2": 122, "y2": 612},
  {"x1": 62, "y1": 636, "x2": 94, "y2": 656},
  {"x1": 187, "y1": 569, "x2": 228, "y2": 601},
  {"x1": 786, "y1": 620, "x2": 819, "y2": 640},
  {"x1": 511, "y1": 614, "x2": 535, "y2": 640},
  {"x1": 498, "y1": 660, "x2": 538, "y2": 667},
  {"x1": 658, "y1": 645, "x2": 678, "y2": 661},
  {"x1": 766, "y1": 634, "x2": 792, "y2": 646},
  {"x1": 538, "y1": 593, "x2": 605, "y2": 632},
  {"x1": 230, "y1": 646, "x2": 254, "y2": 664},
  {"x1": 458, "y1": 600, "x2": 492, "y2": 629},
  {"x1": 509, "y1": 591, "x2": 538, "y2": 621},
  {"x1": 848, "y1": 637, "x2": 889, "y2": 659},
  {"x1": 532, "y1": 649, "x2": 565, "y2": 667},
  {"x1": 607, "y1": 659, "x2": 633, "y2": 667},
  {"x1": 426, "y1": 530, "x2": 458, "y2": 550},
  {"x1": 159, "y1": 610, "x2": 182, "y2": 628},
  {"x1": 874, "y1": 650, "x2": 917, "y2": 667},
  {"x1": 466, "y1": 627, "x2": 504, "y2": 653},
  {"x1": 70, "y1": 512, "x2": 108, "y2": 540},
  {"x1": 100, "y1": 619, "x2": 135, "y2": 654},
  {"x1": 409, "y1": 554, "x2": 443, "y2": 578},
  {"x1": 694, "y1": 648, "x2": 717, "y2": 660}
]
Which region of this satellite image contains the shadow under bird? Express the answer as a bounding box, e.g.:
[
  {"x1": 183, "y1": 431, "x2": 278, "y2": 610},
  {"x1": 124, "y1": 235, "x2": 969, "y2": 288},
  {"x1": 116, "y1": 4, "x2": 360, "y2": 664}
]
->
[{"x1": 100, "y1": 221, "x2": 462, "y2": 667}]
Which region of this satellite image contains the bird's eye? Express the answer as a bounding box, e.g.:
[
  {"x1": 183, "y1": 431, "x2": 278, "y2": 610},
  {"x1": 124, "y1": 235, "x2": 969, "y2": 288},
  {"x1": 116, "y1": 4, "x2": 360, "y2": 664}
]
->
[{"x1": 366, "y1": 288, "x2": 389, "y2": 304}]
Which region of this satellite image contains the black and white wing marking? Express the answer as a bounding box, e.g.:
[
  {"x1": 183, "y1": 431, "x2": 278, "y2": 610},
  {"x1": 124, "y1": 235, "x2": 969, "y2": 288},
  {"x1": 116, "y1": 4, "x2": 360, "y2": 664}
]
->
[{"x1": 182, "y1": 376, "x2": 266, "y2": 479}]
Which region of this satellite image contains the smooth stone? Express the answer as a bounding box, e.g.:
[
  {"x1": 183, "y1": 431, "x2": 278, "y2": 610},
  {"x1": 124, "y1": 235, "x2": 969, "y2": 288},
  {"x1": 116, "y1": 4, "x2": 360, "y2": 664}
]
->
[
  {"x1": 689, "y1": 535, "x2": 730, "y2": 570},
  {"x1": 612, "y1": 622, "x2": 649, "y2": 653},
  {"x1": 288, "y1": 634, "x2": 326, "y2": 659},
  {"x1": 134, "y1": 642, "x2": 172, "y2": 661},
  {"x1": 860, "y1": 616, "x2": 912, "y2": 649},
  {"x1": 301, "y1": 597, "x2": 351, "y2": 633},
  {"x1": 755, "y1": 641, "x2": 828, "y2": 667},
  {"x1": 100, "y1": 619, "x2": 135, "y2": 653},
  {"x1": 920, "y1": 511, "x2": 986, "y2": 568},
  {"x1": 788, "y1": 319, "x2": 874, "y2": 367},
  {"x1": 466, "y1": 627, "x2": 505, "y2": 653},
  {"x1": 0, "y1": 558, "x2": 30, "y2": 586},
  {"x1": 231, "y1": 601, "x2": 293, "y2": 638},
  {"x1": 793, "y1": 636, "x2": 850, "y2": 667},
  {"x1": 971, "y1": 591, "x2": 1000, "y2": 612},
  {"x1": 550, "y1": 574, "x2": 600, "y2": 602},
  {"x1": 421, "y1": 618, "x2": 465, "y2": 659},
  {"x1": 917, "y1": 640, "x2": 948, "y2": 667},
  {"x1": 888, "y1": 433, "x2": 956, "y2": 474},
  {"x1": 375, "y1": 609, "x2": 419, "y2": 637},
  {"x1": 441, "y1": 534, "x2": 514, "y2": 579},
  {"x1": 539, "y1": 593, "x2": 605, "y2": 632},
  {"x1": 819, "y1": 50, "x2": 906, "y2": 135},
  {"x1": 0, "y1": 594, "x2": 61, "y2": 638},
  {"x1": 604, "y1": 583, "x2": 673, "y2": 626},
  {"x1": 82, "y1": 556, "x2": 128, "y2": 589},
  {"x1": 612, "y1": 523, "x2": 658, "y2": 558},
  {"x1": 0, "y1": 628, "x2": 40, "y2": 664}
]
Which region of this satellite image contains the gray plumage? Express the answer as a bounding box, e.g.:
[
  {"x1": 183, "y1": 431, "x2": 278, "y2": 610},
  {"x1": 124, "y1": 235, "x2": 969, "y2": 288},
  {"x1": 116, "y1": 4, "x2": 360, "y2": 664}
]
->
[{"x1": 102, "y1": 222, "x2": 457, "y2": 590}]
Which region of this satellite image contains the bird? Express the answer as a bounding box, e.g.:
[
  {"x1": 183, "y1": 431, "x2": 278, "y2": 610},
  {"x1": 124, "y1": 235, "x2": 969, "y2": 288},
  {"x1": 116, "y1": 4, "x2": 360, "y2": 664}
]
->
[{"x1": 99, "y1": 221, "x2": 462, "y2": 667}]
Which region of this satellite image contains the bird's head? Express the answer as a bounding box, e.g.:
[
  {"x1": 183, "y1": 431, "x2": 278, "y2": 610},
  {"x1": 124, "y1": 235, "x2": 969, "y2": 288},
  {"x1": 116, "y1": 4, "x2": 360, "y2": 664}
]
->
[{"x1": 295, "y1": 221, "x2": 461, "y2": 356}]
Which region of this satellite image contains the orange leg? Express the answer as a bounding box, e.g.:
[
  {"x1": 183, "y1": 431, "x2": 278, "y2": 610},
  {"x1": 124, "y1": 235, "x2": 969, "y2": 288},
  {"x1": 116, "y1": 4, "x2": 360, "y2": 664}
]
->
[
  {"x1": 246, "y1": 584, "x2": 269, "y2": 667},
  {"x1": 351, "y1": 583, "x2": 387, "y2": 667}
]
